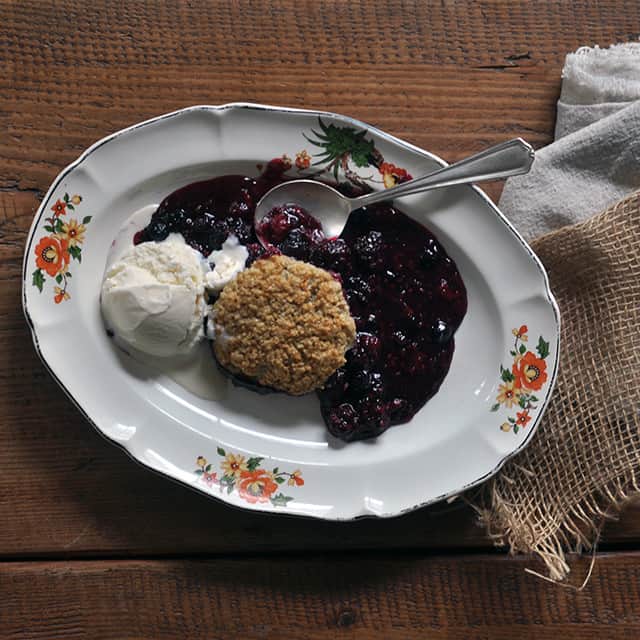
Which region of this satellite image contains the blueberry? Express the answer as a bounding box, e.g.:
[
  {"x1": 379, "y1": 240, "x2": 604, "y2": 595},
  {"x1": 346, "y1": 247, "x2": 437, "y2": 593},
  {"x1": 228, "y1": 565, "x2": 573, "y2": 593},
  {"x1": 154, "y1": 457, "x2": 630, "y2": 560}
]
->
[
  {"x1": 349, "y1": 369, "x2": 372, "y2": 395},
  {"x1": 420, "y1": 238, "x2": 440, "y2": 267},
  {"x1": 148, "y1": 221, "x2": 169, "y2": 241},
  {"x1": 431, "y1": 319, "x2": 453, "y2": 344}
]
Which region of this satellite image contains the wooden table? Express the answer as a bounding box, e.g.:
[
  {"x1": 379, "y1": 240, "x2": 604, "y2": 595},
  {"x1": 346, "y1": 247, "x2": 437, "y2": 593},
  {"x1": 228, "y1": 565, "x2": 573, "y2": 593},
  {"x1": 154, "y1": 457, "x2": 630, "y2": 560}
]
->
[{"x1": 3, "y1": 2, "x2": 640, "y2": 637}]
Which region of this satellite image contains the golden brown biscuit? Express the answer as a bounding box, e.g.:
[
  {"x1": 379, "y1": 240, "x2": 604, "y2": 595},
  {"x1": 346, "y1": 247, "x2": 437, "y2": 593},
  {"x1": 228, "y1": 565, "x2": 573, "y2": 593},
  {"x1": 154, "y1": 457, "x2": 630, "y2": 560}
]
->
[{"x1": 212, "y1": 255, "x2": 355, "y2": 395}]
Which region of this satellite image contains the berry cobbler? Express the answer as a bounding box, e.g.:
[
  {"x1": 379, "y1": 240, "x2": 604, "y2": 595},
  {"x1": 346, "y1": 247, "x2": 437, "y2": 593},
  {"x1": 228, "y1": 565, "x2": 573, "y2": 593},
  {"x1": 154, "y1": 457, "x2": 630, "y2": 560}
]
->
[{"x1": 135, "y1": 160, "x2": 467, "y2": 441}]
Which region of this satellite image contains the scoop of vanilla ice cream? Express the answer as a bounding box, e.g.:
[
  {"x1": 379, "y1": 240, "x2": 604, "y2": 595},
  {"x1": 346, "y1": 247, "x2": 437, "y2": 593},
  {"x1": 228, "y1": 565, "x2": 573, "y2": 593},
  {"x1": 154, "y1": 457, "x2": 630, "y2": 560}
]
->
[{"x1": 101, "y1": 236, "x2": 207, "y2": 357}]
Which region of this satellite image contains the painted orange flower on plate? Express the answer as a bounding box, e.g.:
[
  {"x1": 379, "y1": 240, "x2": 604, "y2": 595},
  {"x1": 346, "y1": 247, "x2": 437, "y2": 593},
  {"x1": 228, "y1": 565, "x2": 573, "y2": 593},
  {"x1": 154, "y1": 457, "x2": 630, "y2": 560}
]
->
[
  {"x1": 195, "y1": 448, "x2": 303, "y2": 507},
  {"x1": 35, "y1": 235, "x2": 69, "y2": 277},
  {"x1": 288, "y1": 469, "x2": 304, "y2": 487},
  {"x1": 515, "y1": 410, "x2": 531, "y2": 428},
  {"x1": 54, "y1": 286, "x2": 70, "y2": 304},
  {"x1": 512, "y1": 351, "x2": 548, "y2": 391},
  {"x1": 491, "y1": 326, "x2": 551, "y2": 434},
  {"x1": 237, "y1": 469, "x2": 279, "y2": 504},
  {"x1": 51, "y1": 199, "x2": 67, "y2": 217},
  {"x1": 32, "y1": 192, "x2": 90, "y2": 303}
]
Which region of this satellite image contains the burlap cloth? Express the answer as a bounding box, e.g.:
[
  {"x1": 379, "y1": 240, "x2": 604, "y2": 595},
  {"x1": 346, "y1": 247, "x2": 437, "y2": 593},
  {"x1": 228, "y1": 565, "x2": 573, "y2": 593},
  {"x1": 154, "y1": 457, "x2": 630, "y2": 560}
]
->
[{"x1": 470, "y1": 190, "x2": 640, "y2": 582}]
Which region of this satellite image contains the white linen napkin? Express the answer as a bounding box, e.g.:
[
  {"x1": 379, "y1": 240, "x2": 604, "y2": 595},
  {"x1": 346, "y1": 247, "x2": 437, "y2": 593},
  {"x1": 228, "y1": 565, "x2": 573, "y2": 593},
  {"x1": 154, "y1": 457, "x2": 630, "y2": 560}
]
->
[{"x1": 498, "y1": 42, "x2": 640, "y2": 240}]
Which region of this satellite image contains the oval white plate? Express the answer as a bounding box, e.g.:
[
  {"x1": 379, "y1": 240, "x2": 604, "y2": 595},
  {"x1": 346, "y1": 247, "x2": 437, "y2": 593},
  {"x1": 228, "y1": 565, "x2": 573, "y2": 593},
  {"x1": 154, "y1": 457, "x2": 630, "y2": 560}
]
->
[{"x1": 23, "y1": 104, "x2": 560, "y2": 519}]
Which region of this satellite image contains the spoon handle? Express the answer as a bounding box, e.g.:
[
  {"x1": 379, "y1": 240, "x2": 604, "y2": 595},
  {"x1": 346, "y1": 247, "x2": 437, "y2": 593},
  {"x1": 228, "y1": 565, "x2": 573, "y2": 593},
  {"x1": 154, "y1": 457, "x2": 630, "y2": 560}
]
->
[{"x1": 351, "y1": 138, "x2": 535, "y2": 209}]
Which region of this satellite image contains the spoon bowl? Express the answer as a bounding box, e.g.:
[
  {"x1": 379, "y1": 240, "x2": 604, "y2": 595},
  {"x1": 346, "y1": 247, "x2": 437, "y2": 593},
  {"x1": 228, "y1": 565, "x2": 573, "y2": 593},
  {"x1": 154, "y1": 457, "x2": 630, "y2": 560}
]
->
[
  {"x1": 254, "y1": 138, "x2": 535, "y2": 244},
  {"x1": 255, "y1": 180, "x2": 353, "y2": 240}
]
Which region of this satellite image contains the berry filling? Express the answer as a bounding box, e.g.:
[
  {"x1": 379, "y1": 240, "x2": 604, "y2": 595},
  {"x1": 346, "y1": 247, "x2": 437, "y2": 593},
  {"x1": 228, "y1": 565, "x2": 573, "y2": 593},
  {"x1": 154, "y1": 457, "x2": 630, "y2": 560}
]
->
[{"x1": 138, "y1": 161, "x2": 467, "y2": 442}]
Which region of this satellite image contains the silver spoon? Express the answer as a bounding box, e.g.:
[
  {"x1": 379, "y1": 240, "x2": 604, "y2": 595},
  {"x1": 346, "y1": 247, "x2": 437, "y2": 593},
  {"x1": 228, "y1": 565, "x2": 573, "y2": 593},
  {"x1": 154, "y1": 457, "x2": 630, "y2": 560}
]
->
[{"x1": 254, "y1": 137, "x2": 534, "y2": 241}]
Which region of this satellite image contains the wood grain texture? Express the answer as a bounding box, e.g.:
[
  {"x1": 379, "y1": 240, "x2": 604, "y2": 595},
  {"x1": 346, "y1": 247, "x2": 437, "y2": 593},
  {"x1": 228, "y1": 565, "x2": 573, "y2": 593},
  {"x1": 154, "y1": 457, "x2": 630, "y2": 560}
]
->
[
  {"x1": 3, "y1": 553, "x2": 640, "y2": 639},
  {"x1": 4, "y1": 0, "x2": 640, "y2": 68},
  {"x1": 2, "y1": 0, "x2": 640, "y2": 563}
]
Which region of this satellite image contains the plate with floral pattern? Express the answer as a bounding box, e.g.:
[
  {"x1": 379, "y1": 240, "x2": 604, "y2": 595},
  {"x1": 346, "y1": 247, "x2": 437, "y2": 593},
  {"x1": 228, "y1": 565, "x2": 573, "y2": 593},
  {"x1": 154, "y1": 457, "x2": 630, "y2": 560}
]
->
[{"x1": 23, "y1": 104, "x2": 560, "y2": 519}]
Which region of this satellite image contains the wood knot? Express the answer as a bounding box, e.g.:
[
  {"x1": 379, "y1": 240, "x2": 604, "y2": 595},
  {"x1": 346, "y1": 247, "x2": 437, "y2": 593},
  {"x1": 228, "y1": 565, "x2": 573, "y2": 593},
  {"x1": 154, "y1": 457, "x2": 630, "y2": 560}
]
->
[{"x1": 337, "y1": 609, "x2": 357, "y2": 627}]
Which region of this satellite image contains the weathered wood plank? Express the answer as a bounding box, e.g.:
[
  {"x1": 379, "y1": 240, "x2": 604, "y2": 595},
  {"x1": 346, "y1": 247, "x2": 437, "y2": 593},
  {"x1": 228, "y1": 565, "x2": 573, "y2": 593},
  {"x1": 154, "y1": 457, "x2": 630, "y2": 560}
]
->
[{"x1": 2, "y1": 553, "x2": 640, "y2": 639}]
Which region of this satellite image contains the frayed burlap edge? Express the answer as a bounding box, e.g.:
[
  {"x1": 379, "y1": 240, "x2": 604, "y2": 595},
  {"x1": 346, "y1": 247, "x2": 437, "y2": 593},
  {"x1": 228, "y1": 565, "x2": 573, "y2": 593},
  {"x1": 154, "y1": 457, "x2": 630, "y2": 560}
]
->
[
  {"x1": 474, "y1": 473, "x2": 640, "y2": 583},
  {"x1": 469, "y1": 190, "x2": 640, "y2": 583}
]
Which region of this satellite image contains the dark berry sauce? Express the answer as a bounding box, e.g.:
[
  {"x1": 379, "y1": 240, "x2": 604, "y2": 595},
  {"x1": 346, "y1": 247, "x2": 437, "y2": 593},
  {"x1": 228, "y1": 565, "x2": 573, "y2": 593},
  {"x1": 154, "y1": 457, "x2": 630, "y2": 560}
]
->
[{"x1": 137, "y1": 161, "x2": 467, "y2": 442}]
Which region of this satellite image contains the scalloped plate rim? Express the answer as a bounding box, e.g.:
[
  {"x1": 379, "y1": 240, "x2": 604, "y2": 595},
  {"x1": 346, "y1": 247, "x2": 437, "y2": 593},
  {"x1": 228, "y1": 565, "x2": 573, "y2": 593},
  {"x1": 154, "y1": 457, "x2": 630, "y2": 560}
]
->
[{"x1": 22, "y1": 103, "x2": 561, "y2": 520}]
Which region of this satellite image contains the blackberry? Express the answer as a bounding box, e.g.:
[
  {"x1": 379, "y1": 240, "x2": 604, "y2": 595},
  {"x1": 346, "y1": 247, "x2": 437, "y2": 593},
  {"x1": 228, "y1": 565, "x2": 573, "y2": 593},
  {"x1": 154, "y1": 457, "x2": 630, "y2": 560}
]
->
[
  {"x1": 326, "y1": 403, "x2": 359, "y2": 440},
  {"x1": 225, "y1": 217, "x2": 252, "y2": 244},
  {"x1": 386, "y1": 398, "x2": 413, "y2": 423},
  {"x1": 344, "y1": 275, "x2": 373, "y2": 304},
  {"x1": 278, "y1": 228, "x2": 311, "y2": 260},
  {"x1": 356, "y1": 399, "x2": 391, "y2": 438},
  {"x1": 354, "y1": 230, "x2": 384, "y2": 269},
  {"x1": 312, "y1": 239, "x2": 352, "y2": 273}
]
